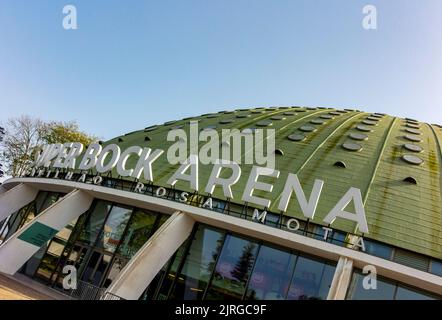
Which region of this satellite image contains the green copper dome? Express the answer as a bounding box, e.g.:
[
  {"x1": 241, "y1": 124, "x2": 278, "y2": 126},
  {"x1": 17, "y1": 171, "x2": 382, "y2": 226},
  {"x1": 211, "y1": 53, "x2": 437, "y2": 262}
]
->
[{"x1": 103, "y1": 106, "x2": 442, "y2": 259}]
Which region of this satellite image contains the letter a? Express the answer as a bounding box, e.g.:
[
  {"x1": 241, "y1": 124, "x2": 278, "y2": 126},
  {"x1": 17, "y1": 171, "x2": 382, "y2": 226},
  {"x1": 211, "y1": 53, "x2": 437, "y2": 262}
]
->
[{"x1": 63, "y1": 5, "x2": 78, "y2": 30}]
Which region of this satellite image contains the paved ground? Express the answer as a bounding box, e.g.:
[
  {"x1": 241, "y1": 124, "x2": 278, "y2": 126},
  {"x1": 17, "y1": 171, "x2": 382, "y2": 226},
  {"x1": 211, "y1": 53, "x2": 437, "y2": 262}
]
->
[{"x1": 0, "y1": 273, "x2": 56, "y2": 300}]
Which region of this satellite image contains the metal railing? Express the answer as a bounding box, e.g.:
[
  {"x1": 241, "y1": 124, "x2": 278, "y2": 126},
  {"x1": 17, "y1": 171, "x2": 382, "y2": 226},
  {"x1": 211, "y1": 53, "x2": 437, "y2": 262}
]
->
[{"x1": 69, "y1": 280, "x2": 125, "y2": 300}]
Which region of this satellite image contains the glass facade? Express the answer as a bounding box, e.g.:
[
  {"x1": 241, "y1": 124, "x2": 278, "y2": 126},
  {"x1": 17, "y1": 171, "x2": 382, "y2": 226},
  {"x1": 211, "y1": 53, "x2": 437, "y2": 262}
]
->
[
  {"x1": 346, "y1": 269, "x2": 439, "y2": 300},
  {"x1": 0, "y1": 191, "x2": 64, "y2": 244},
  {"x1": 142, "y1": 223, "x2": 337, "y2": 300},
  {"x1": 19, "y1": 199, "x2": 168, "y2": 291},
  {"x1": 1, "y1": 187, "x2": 440, "y2": 300}
]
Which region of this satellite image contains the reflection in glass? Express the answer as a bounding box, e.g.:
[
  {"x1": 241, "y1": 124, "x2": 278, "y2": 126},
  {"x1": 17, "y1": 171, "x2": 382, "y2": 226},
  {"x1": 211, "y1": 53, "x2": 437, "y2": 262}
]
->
[
  {"x1": 346, "y1": 271, "x2": 396, "y2": 300},
  {"x1": 205, "y1": 235, "x2": 258, "y2": 300},
  {"x1": 245, "y1": 245, "x2": 295, "y2": 300},
  {"x1": 103, "y1": 257, "x2": 128, "y2": 288},
  {"x1": 286, "y1": 256, "x2": 335, "y2": 300},
  {"x1": 97, "y1": 205, "x2": 132, "y2": 253},
  {"x1": 78, "y1": 201, "x2": 112, "y2": 246},
  {"x1": 118, "y1": 210, "x2": 158, "y2": 258},
  {"x1": 170, "y1": 226, "x2": 225, "y2": 300},
  {"x1": 395, "y1": 285, "x2": 435, "y2": 300}
]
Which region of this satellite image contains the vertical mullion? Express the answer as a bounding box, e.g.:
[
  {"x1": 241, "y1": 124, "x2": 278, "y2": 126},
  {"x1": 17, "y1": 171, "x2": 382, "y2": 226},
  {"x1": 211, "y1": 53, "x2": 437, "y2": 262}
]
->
[
  {"x1": 201, "y1": 232, "x2": 229, "y2": 300},
  {"x1": 283, "y1": 252, "x2": 299, "y2": 300}
]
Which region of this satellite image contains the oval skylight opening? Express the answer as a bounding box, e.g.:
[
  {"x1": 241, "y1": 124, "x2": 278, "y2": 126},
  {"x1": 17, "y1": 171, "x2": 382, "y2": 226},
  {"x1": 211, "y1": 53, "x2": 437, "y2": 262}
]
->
[
  {"x1": 366, "y1": 117, "x2": 380, "y2": 121},
  {"x1": 329, "y1": 111, "x2": 341, "y2": 116},
  {"x1": 299, "y1": 125, "x2": 317, "y2": 132},
  {"x1": 404, "y1": 134, "x2": 422, "y2": 142},
  {"x1": 356, "y1": 125, "x2": 373, "y2": 132},
  {"x1": 349, "y1": 133, "x2": 368, "y2": 141},
  {"x1": 144, "y1": 125, "x2": 159, "y2": 132},
  {"x1": 219, "y1": 119, "x2": 234, "y2": 124},
  {"x1": 236, "y1": 114, "x2": 251, "y2": 118},
  {"x1": 406, "y1": 123, "x2": 420, "y2": 129},
  {"x1": 310, "y1": 119, "x2": 326, "y2": 125},
  {"x1": 403, "y1": 177, "x2": 418, "y2": 185},
  {"x1": 403, "y1": 143, "x2": 423, "y2": 152},
  {"x1": 288, "y1": 134, "x2": 306, "y2": 141},
  {"x1": 256, "y1": 120, "x2": 273, "y2": 127},
  {"x1": 144, "y1": 136, "x2": 151, "y2": 141},
  {"x1": 118, "y1": 138, "x2": 124, "y2": 143},
  {"x1": 283, "y1": 112, "x2": 296, "y2": 116},
  {"x1": 402, "y1": 154, "x2": 424, "y2": 165},
  {"x1": 274, "y1": 149, "x2": 284, "y2": 156},
  {"x1": 206, "y1": 114, "x2": 219, "y2": 118},
  {"x1": 362, "y1": 120, "x2": 378, "y2": 126},
  {"x1": 405, "y1": 128, "x2": 421, "y2": 135},
  {"x1": 333, "y1": 161, "x2": 347, "y2": 168},
  {"x1": 320, "y1": 115, "x2": 333, "y2": 119},
  {"x1": 251, "y1": 110, "x2": 265, "y2": 114},
  {"x1": 271, "y1": 115, "x2": 286, "y2": 120},
  {"x1": 342, "y1": 142, "x2": 363, "y2": 152}
]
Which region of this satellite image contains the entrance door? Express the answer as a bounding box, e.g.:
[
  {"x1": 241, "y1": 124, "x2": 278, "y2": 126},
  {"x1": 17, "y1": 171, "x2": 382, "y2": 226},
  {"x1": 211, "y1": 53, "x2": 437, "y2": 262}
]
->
[{"x1": 80, "y1": 250, "x2": 112, "y2": 287}]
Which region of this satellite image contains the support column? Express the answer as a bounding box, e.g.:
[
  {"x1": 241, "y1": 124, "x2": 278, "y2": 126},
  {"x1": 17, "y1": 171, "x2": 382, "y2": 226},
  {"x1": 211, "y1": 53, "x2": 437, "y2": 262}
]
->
[
  {"x1": 0, "y1": 189, "x2": 94, "y2": 275},
  {"x1": 0, "y1": 183, "x2": 39, "y2": 222},
  {"x1": 327, "y1": 256, "x2": 354, "y2": 300},
  {"x1": 106, "y1": 211, "x2": 195, "y2": 300}
]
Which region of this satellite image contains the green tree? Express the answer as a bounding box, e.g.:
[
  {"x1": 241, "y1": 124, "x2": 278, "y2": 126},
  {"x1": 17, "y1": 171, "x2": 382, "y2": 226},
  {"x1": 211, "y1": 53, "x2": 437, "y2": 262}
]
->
[
  {"x1": 42, "y1": 121, "x2": 96, "y2": 146},
  {"x1": 0, "y1": 116, "x2": 97, "y2": 177}
]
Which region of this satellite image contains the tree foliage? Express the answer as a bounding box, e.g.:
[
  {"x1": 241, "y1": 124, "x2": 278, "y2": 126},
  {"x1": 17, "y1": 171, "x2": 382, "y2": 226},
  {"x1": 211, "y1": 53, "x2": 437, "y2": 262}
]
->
[{"x1": 0, "y1": 116, "x2": 97, "y2": 177}]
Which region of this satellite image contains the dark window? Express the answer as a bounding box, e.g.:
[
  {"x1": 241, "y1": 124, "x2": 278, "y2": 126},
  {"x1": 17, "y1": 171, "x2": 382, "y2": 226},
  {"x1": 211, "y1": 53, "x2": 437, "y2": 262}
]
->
[
  {"x1": 169, "y1": 226, "x2": 225, "y2": 300},
  {"x1": 286, "y1": 256, "x2": 335, "y2": 300},
  {"x1": 205, "y1": 235, "x2": 258, "y2": 300},
  {"x1": 245, "y1": 245, "x2": 295, "y2": 300}
]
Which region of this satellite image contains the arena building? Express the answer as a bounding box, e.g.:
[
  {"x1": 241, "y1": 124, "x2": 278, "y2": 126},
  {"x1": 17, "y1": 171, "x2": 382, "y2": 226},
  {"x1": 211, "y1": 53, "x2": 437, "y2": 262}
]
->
[{"x1": 0, "y1": 106, "x2": 441, "y2": 300}]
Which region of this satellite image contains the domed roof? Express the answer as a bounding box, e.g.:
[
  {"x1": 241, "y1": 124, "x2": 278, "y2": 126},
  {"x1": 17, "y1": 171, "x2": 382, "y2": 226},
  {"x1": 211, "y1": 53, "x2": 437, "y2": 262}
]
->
[{"x1": 103, "y1": 106, "x2": 442, "y2": 259}]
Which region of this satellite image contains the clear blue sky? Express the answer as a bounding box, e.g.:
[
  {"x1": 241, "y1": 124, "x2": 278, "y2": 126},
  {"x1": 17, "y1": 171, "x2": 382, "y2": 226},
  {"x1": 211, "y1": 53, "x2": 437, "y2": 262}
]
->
[{"x1": 0, "y1": 0, "x2": 441, "y2": 140}]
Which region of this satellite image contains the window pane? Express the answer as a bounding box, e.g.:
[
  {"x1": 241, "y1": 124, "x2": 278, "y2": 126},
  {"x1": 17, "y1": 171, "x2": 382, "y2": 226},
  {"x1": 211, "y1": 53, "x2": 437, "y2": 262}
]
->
[
  {"x1": 34, "y1": 191, "x2": 48, "y2": 212},
  {"x1": 39, "y1": 192, "x2": 61, "y2": 212},
  {"x1": 97, "y1": 205, "x2": 132, "y2": 253},
  {"x1": 78, "y1": 201, "x2": 112, "y2": 246},
  {"x1": 170, "y1": 226, "x2": 225, "y2": 300},
  {"x1": 205, "y1": 235, "x2": 258, "y2": 300},
  {"x1": 395, "y1": 285, "x2": 436, "y2": 300},
  {"x1": 286, "y1": 256, "x2": 334, "y2": 300},
  {"x1": 155, "y1": 241, "x2": 189, "y2": 300},
  {"x1": 245, "y1": 245, "x2": 295, "y2": 300},
  {"x1": 364, "y1": 240, "x2": 393, "y2": 260},
  {"x1": 102, "y1": 257, "x2": 129, "y2": 288},
  {"x1": 117, "y1": 210, "x2": 159, "y2": 258},
  {"x1": 430, "y1": 260, "x2": 442, "y2": 277},
  {"x1": 346, "y1": 272, "x2": 396, "y2": 300}
]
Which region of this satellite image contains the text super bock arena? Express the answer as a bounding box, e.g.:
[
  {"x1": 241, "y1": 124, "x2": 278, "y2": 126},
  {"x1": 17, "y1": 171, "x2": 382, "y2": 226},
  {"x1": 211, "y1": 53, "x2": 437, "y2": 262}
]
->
[{"x1": 0, "y1": 106, "x2": 441, "y2": 301}]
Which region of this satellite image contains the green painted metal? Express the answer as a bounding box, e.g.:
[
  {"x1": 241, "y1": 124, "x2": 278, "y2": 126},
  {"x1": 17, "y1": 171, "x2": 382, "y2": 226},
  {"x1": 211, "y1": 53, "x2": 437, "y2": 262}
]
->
[{"x1": 82, "y1": 107, "x2": 442, "y2": 259}]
